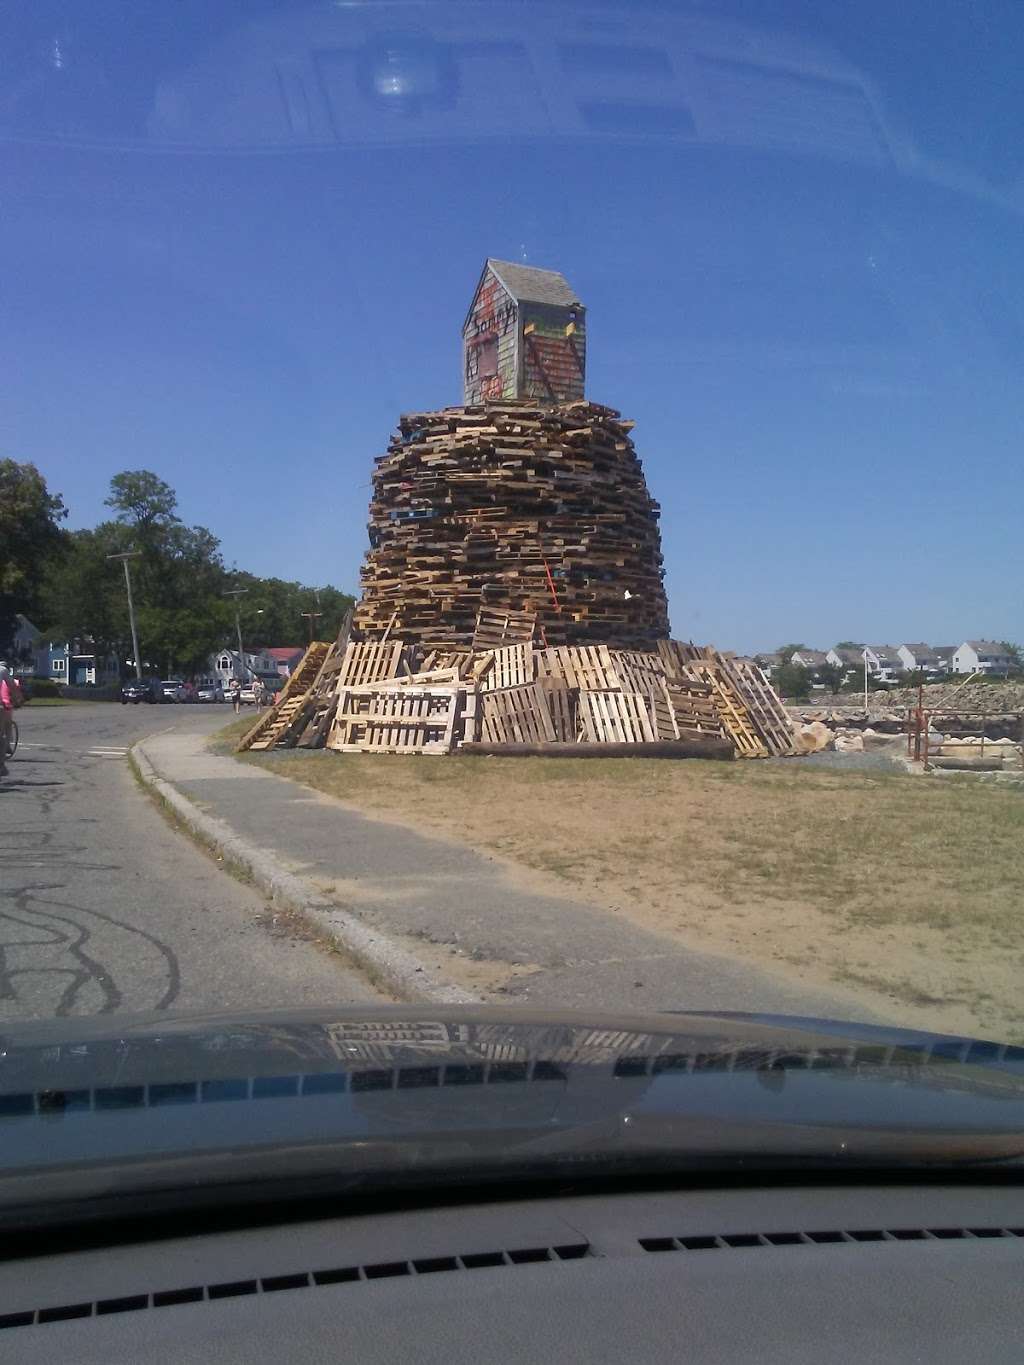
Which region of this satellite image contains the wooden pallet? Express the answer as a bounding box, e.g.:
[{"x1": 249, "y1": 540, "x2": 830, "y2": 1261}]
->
[
  {"x1": 293, "y1": 611, "x2": 355, "y2": 749},
  {"x1": 480, "y1": 643, "x2": 534, "y2": 691},
  {"x1": 480, "y1": 684, "x2": 556, "y2": 745},
  {"x1": 680, "y1": 661, "x2": 767, "y2": 758},
  {"x1": 471, "y1": 605, "x2": 537, "y2": 651},
  {"x1": 646, "y1": 676, "x2": 681, "y2": 741},
  {"x1": 237, "y1": 641, "x2": 330, "y2": 752},
  {"x1": 335, "y1": 640, "x2": 406, "y2": 689},
  {"x1": 327, "y1": 686, "x2": 461, "y2": 754},
  {"x1": 611, "y1": 649, "x2": 664, "y2": 694},
  {"x1": 720, "y1": 657, "x2": 797, "y2": 757},
  {"x1": 537, "y1": 645, "x2": 617, "y2": 691},
  {"x1": 666, "y1": 679, "x2": 728, "y2": 743},
  {"x1": 578, "y1": 691, "x2": 657, "y2": 744},
  {"x1": 538, "y1": 677, "x2": 579, "y2": 742},
  {"x1": 418, "y1": 648, "x2": 474, "y2": 678}
]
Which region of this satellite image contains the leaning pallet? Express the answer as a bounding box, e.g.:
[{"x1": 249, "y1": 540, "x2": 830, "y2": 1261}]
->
[
  {"x1": 578, "y1": 690, "x2": 658, "y2": 745},
  {"x1": 480, "y1": 683, "x2": 556, "y2": 745},
  {"x1": 237, "y1": 640, "x2": 330, "y2": 752}
]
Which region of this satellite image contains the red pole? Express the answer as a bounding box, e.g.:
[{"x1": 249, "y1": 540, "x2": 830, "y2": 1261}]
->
[{"x1": 541, "y1": 556, "x2": 562, "y2": 613}]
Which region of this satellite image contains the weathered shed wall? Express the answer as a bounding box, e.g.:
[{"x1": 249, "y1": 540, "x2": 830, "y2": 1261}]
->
[
  {"x1": 520, "y1": 302, "x2": 586, "y2": 402},
  {"x1": 463, "y1": 268, "x2": 518, "y2": 404}
]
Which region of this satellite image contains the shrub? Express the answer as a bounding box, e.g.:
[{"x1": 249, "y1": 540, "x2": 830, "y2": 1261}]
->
[{"x1": 27, "y1": 676, "x2": 62, "y2": 699}]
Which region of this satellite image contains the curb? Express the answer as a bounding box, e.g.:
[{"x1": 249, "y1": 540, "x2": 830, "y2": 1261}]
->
[{"x1": 130, "y1": 740, "x2": 480, "y2": 1007}]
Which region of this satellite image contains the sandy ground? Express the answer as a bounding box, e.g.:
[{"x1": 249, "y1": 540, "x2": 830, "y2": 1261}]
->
[{"x1": 239, "y1": 743, "x2": 1024, "y2": 1043}]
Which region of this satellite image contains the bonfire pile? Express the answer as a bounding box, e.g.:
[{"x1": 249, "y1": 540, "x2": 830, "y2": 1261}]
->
[{"x1": 354, "y1": 400, "x2": 669, "y2": 649}]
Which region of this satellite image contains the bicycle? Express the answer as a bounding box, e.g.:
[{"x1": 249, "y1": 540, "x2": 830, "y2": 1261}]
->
[{"x1": 6, "y1": 718, "x2": 17, "y2": 758}]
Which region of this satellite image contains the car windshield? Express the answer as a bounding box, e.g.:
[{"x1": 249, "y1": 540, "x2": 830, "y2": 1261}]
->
[{"x1": 2, "y1": 0, "x2": 1023, "y2": 1214}]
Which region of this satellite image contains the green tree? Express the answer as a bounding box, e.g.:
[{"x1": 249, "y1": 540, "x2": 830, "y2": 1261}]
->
[
  {"x1": 817, "y1": 661, "x2": 845, "y2": 694},
  {"x1": 835, "y1": 640, "x2": 864, "y2": 650},
  {"x1": 0, "y1": 460, "x2": 67, "y2": 651},
  {"x1": 774, "y1": 662, "x2": 812, "y2": 700},
  {"x1": 1000, "y1": 642, "x2": 1021, "y2": 673}
]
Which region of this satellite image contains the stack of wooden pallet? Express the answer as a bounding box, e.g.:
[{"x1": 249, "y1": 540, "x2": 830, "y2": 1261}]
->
[
  {"x1": 354, "y1": 400, "x2": 669, "y2": 649},
  {"x1": 318, "y1": 637, "x2": 749, "y2": 759},
  {"x1": 237, "y1": 617, "x2": 795, "y2": 761}
]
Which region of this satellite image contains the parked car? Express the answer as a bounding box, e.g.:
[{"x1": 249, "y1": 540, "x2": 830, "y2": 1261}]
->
[
  {"x1": 120, "y1": 679, "x2": 156, "y2": 704},
  {"x1": 158, "y1": 679, "x2": 187, "y2": 703},
  {"x1": 238, "y1": 684, "x2": 258, "y2": 705},
  {"x1": 196, "y1": 682, "x2": 225, "y2": 703}
]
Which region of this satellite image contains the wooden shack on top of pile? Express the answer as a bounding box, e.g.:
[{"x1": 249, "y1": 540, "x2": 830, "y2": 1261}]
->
[
  {"x1": 463, "y1": 259, "x2": 586, "y2": 406},
  {"x1": 354, "y1": 260, "x2": 668, "y2": 650}
]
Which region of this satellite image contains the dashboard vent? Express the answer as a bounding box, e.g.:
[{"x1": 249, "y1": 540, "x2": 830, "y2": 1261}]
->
[
  {"x1": 0, "y1": 1244, "x2": 590, "y2": 1332},
  {"x1": 640, "y1": 1227, "x2": 1023, "y2": 1253}
]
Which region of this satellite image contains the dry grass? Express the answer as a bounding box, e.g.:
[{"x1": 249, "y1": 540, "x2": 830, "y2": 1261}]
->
[{"x1": 236, "y1": 748, "x2": 1024, "y2": 1041}]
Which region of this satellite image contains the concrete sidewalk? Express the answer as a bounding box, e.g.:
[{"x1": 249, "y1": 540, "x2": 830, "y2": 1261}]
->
[{"x1": 135, "y1": 727, "x2": 882, "y2": 1022}]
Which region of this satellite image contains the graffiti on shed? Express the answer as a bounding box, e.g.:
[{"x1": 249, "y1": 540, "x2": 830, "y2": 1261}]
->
[{"x1": 463, "y1": 260, "x2": 586, "y2": 404}]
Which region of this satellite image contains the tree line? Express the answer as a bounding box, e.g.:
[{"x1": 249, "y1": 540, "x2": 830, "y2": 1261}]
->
[{"x1": 1, "y1": 460, "x2": 354, "y2": 678}]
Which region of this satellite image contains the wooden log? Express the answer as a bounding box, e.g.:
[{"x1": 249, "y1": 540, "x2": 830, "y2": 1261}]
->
[{"x1": 458, "y1": 739, "x2": 734, "y2": 760}]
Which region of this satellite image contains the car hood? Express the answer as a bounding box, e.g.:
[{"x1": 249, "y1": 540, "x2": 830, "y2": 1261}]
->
[{"x1": 1, "y1": 1006, "x2": 1022, "y2": 1229}]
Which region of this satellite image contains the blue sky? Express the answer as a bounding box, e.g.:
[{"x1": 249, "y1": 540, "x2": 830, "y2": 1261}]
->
[{"x1": 2, "y1": 0, "x2": 1022, "y2": 653}]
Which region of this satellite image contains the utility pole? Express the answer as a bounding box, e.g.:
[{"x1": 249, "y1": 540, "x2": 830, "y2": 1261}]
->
[
  {"x1": 300, "y1": 590, "x2": 323, "y2": 645},
  {"x1": 223, "y1": 588, "x2": 248, "y2": 681},
  {"x1": 107, "y1": 550, "x2": 142, "y2": 680}
]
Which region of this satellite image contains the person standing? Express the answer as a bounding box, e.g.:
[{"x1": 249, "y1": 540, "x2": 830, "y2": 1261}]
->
[
  {"x1": 0, "y1": 663, "x2": 13, "y2": 777},
  {"x1": 229, "y1": 676, "x2": 242, "y2": 714}
]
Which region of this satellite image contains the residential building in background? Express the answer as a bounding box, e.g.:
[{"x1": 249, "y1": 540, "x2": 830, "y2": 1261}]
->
[
  {"x1": 952, "y1": 641, "x2": 1014, "y2": 676},
  {"x1": 825, "y1": 646, "x2": 864, "y2": 673},
  {"x1": 896, "y1": 643, "x2": 944, "y2": 675},
  {"x1": 204, "y1": 647, "x2": 281, "y2": 688},
  {"x1": 862, "y1": 645, "x2": 901, "y2": 682},
  {"x1": 790, "y1": 649, "x2": 829, "y2": 672},
  {"x1": 265, "y1": 646, "x2": 305, "y2": 678}
]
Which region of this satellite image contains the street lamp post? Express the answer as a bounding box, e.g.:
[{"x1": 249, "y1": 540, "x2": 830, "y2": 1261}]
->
[
  {"x1": 107, "y1": 551, "x2": 142, "y2": 681},
  {"x1": 223, "y1": 588, "x2": 248, "y2": 682}
]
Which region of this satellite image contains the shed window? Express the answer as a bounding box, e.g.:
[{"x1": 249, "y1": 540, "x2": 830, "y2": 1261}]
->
[{"x1": 476, "y1": 336, "x2": 498, "y2": 378}]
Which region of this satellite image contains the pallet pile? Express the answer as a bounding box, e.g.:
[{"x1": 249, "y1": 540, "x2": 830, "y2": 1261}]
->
[
  {"x1": 658, "y1": 641, "x2": 797, "y2": 758},
  {"x1": 353, "y1": 400, "x2": 669, "y2": 650}
]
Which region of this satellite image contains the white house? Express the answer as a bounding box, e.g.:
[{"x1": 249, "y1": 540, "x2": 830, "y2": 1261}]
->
[
  {"x1": 896, "y1": 643, "x2": 945, "y2": 675},
  {"x1": 790, "y1": 649, "x2": 830, "y2": 673},
  {"x1": 826, "y1": 646, "x2": 864, "y2": 674},
  {"x1": 203, "y1": 647, "x2": 281, "y2": 689},
  {"x1": 862, "y1": 645, "x2": 901, "y2": 683},
  {"x1": 952, "y1": 640, "x2": 1014, "y2": 676}
]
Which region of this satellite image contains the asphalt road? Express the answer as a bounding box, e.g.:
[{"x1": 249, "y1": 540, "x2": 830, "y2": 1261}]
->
[{"x1": 0, "y1": 702, "x2": 383, "y2": 1021}]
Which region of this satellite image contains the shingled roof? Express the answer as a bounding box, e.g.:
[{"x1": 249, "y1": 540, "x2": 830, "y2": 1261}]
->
[{"x1": 486, "y1": 259, "x2": 581, "y2": 309}]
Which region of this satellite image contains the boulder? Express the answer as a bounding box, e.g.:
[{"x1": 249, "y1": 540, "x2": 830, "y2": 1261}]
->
[
  {"x1": 794, "y1": 721, "x2": 835, "y2": 754},
  {"x1": 834, "y1": 731, "x2": 864, "y2": 753}
]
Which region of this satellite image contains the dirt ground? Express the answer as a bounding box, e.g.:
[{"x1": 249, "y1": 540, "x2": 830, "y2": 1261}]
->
[{"x1": 236, "y1": 737, "x2": 1024, "y2": 1042}]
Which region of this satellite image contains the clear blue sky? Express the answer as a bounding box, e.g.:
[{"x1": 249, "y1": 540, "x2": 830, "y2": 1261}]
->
[{"x1": 2, "y1": 0, "x2": 1022, "y2": 653}]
